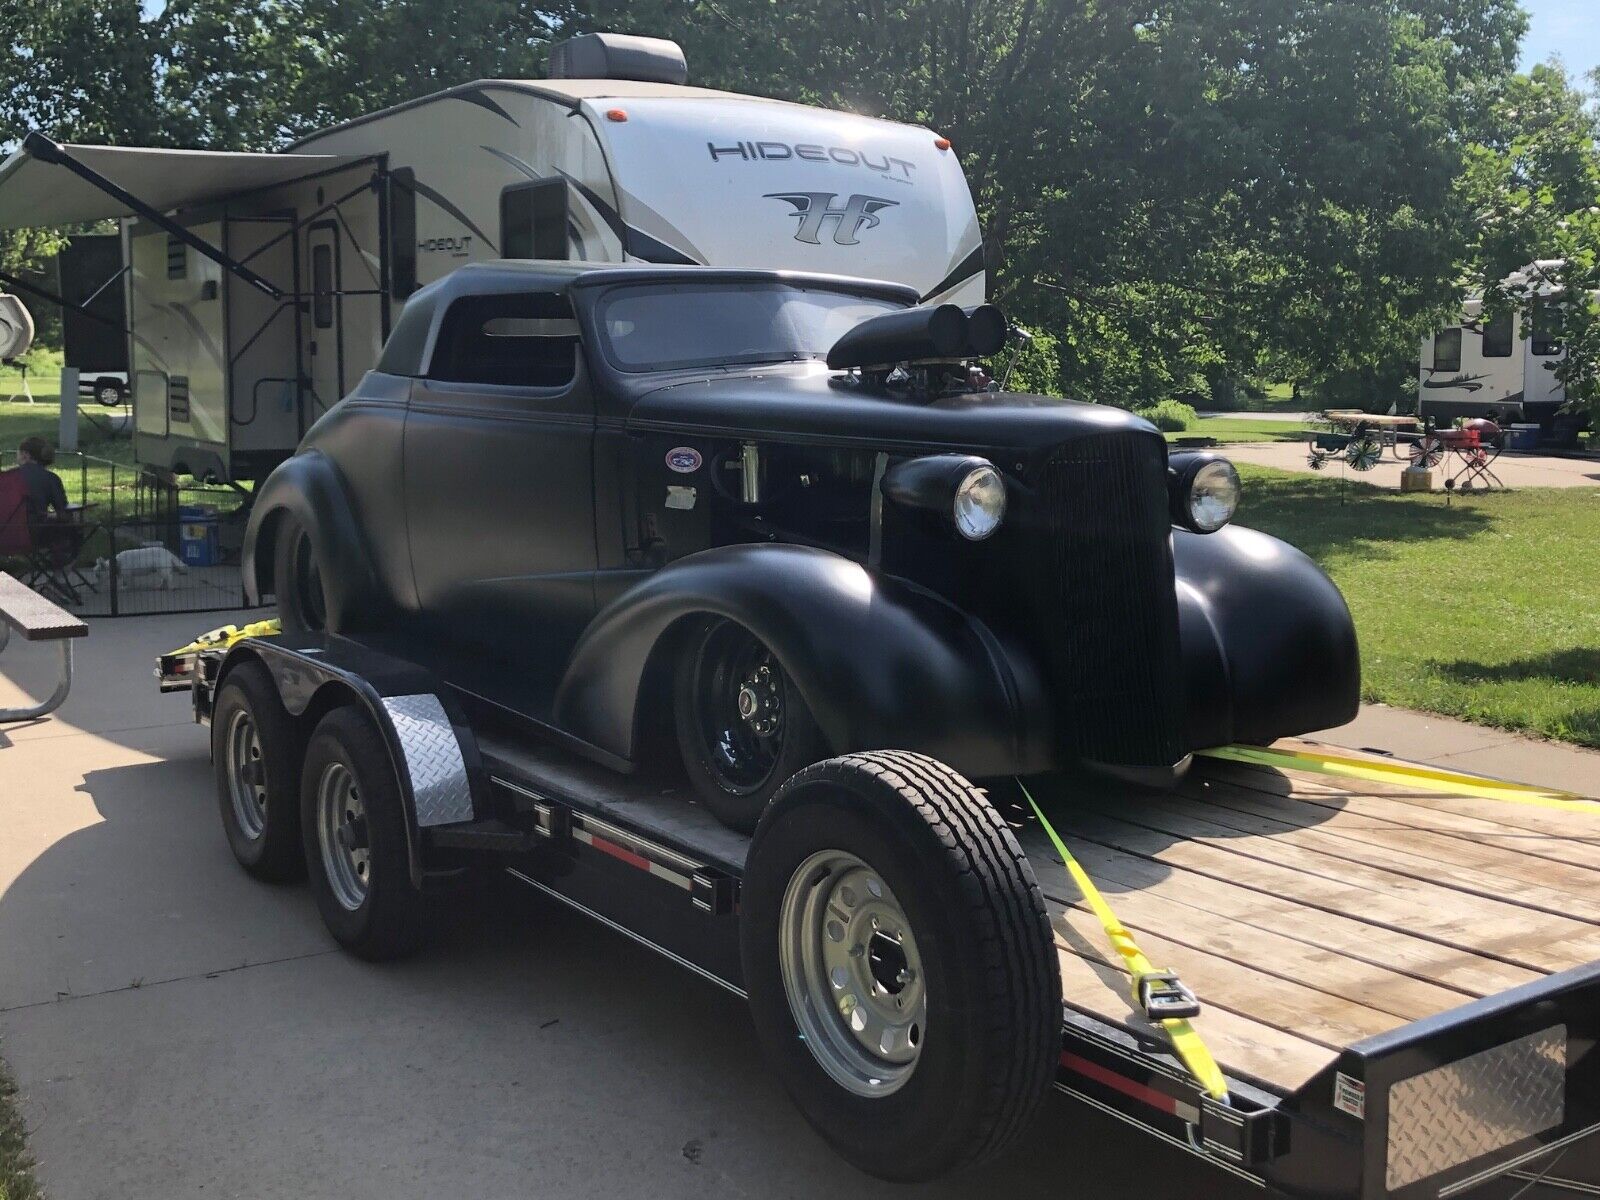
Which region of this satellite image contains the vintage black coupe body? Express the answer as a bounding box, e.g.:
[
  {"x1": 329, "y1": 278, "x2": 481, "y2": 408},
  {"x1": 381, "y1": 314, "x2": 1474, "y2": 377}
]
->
[{"x1": 242, "y1": 260, "x2": 1359, "y2": 830}]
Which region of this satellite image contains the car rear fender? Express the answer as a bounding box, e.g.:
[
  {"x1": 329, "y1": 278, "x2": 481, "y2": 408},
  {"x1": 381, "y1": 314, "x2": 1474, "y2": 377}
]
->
[
  {"x1": 553, "y1": 544, "x2": 1050, "y2": 776},
  {"x1": 242, "y1": 451, "x2": 386, "y2": 631}
]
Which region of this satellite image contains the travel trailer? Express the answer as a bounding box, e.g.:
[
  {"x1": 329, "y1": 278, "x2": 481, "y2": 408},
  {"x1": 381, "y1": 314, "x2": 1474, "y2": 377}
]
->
[
  {"x1": 0, "y1": 33, "x2": 984, "y2": 482},
  {"x1": 1419, "y1": 262, "x2": 1572, "y2": 438}
]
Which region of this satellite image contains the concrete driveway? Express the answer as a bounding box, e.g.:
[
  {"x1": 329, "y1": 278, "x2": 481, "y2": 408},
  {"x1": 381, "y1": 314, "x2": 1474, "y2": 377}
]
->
[{"x1": 1, "y1": 612, "x2": 1229, "y2": 1200}]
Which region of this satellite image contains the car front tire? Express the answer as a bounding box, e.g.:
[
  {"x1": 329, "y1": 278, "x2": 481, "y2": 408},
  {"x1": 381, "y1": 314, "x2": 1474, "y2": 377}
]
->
[{"x1": 674, "y1": 618, "x2": 824, "y2": 833}]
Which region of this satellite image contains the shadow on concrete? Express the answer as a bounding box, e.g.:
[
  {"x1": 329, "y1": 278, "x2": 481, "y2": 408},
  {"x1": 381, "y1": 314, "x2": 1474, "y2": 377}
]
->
[{"x1": 0, "y1": 753, "x2": 1248, "y2": 1200}]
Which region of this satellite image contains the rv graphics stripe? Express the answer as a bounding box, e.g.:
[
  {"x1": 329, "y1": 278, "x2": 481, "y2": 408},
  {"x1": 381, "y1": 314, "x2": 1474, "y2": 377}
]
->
[
  {"x1": 400, "y1": 175, "x2": 498, "y2": 255},
  {"x1": 453, "y1": 89, "x2": 520, "y2": 127},
  {"x1": 481, "y1": 144, "x2": 541, "y2": 181},
  {"x1": 555, "y1": 168, "x2": 701, "y2": 266},
  {"x1": 921, "y1": 243, "x2": 985, "y2": 302}
]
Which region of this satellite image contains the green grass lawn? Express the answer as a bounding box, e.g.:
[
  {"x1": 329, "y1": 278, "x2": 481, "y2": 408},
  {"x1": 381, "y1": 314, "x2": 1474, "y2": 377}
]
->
[
  {"x1": 1237, "y1": 464, "x2": 1600, "y2": 749},
  {"x1": 1174, "y1": 416, "x2": 1311, "y2": 444},
  {"x1": 0, "y1": 1054, "x2": 42, "y2": 1200}
]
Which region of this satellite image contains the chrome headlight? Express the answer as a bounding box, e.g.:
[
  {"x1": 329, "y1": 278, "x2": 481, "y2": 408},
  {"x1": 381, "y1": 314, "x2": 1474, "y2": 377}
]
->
[
  {"x1": 1169, "y1": 454, "x2": 1240, "y2": 533},
  {"x1": 882, "y1": 454, "x2": 1008, "y2": 541},
  {"x1": 953, "y1": 465, "x2": 1007, "y2": 540}
]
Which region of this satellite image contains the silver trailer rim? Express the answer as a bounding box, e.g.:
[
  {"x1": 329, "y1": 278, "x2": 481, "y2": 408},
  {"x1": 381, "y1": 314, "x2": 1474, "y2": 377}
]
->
[
  {"x1": 778, "y1": 849, "x2": 926, "y2": 1097},
  {"x1": 316, "y1": 761, "x2": 370, "y2": 911},
  {"x1": 223, "y1": 708, "x2": 267, "y2": 840}
]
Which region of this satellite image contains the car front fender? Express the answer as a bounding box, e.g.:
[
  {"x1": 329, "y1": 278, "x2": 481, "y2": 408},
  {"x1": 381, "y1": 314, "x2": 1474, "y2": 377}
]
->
[
  {"x1": 1172, "y1": 525, "x2": 1360, "y2": 747},
  {"x1": 553, "y1": 544, "x2": 1050, "y2": 776},
  {"x1": 242, "y1": 451, "x2": 386, "y2": 632}
]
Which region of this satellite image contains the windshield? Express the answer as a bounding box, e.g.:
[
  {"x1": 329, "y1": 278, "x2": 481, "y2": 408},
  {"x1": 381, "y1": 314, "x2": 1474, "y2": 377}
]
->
[{"x1": 596, "y1": 282, "x2": 904, "y2": 372}]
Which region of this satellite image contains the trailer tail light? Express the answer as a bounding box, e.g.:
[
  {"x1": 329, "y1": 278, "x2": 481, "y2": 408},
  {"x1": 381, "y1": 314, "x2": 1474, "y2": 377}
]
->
[
  {"x1": 606, "y1": 108, "x2": 628, "y2": 122},
  {"x1": 1385, "y1": 1025, "x2": 1566, "y2": 1191}
]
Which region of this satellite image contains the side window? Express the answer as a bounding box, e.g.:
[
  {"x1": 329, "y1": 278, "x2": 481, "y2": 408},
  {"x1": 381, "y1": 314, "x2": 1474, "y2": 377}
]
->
[
  {"x1": 428, "y1": 292, "x2": 579, "y2": 388},
  {"x1": 501, "y1": 179, "x2": 570, "y2": 261},
  {"x1": 1432, "y1": 327, "x2": 1462, "y2": 373},
  {"x1": 1481, "y1": 311, "x2": 1513, "y2": 358},
  {"x1": 1531, "y1": 301, "x2": 1562, "y2": 357},
  {"x1": 311, "y1": 244, "x2": 334, "y2": 329}
]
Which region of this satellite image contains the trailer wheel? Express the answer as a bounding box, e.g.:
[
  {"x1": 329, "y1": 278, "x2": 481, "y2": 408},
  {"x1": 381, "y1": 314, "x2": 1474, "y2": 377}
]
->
[
  {"x1": 273, "y1": 516, "x2": 328, "y2": 634},
  {"x1": 741, "y1": 752, "x2": 1060, "y2": 1181},
  {"x1": 674, "y1": 618, "x2": 823, "y2": 833},
  {"x1": 211, "y1": 660, "x2": 307, "y2": 881},
  {"x1": 300, "y1": 707, "x2": 425, "y2": 960}
]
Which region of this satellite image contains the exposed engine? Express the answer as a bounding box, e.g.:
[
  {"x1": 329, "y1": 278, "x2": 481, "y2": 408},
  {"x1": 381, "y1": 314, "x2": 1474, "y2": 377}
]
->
[{"x1": 827, "y1": 302, "x2": 1010, "y2": 401}]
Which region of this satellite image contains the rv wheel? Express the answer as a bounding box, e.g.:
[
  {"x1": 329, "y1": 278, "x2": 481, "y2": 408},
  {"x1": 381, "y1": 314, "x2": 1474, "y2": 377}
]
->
[
  {"x1": 741, "y1": 752, "x2": 1060, "y2": 1181},
  {"x1": 211, "y1": 660, "x2": 307, "y2": 881},
  {"x1": 300, "y1": 707, "x2": 426, "y2": 960},
  {"x1": 273, "y1": 516, "x2": 328, "y2": 634},
  {"x1": 674, "y1": 619, "x2": 823, "y2": 833}
]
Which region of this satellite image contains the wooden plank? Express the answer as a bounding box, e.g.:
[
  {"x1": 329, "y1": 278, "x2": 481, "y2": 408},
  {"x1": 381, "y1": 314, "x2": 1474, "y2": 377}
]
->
[
  {"x1": 1207, "y1": 752, "x2": 1600, "y2": 844},
  {"x1": 1044, "y1": 876, "x2": 1472, "y2": 1023},
  {"x1": 1031, "y1": 830, "x2": 1539, "y2": 998},
  {"x1": 0, "y1": 573, "x2": 87, "y2": 640},
  {"x1": 1196, "y1": 760, "x2": 1600, "y2": 873},
  {"x1": 1178, "y1": 777, "x2": 1600, "y2": 923},
  {"x1": 1055, "y1": 946, "x2": 1335, "y2": 1093},
  {"x1": 1031, "y1": 804, "x2": 1600, "y2": 974},
  {"x1": 1056, "y1": 907, "x2": 1417, "y2": 1045}
]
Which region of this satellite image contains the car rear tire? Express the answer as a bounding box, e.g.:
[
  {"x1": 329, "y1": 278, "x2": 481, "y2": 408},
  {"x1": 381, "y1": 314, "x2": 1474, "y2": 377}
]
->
[
  {"x1": 674, "y1": 618, "x2": 824, "y2": 833},
  {"x1": 300, "y1": 707, "x2": 425, "y2": 961},
  {"x1": 740, "y1": 752, "x2": 1061, "y2": 1181},
  {"x1": 211, "y1": 660, "x2": 307, "y2": 881},
  {"x1": 273, "y1": 515, "x2": 328, "y2": 634}
]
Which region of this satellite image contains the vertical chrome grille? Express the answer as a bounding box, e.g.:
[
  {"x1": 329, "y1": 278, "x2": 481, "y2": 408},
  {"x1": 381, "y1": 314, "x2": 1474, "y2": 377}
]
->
[{"x1": 1039, "y1": 434, "x2": 1184, "y2": 766}]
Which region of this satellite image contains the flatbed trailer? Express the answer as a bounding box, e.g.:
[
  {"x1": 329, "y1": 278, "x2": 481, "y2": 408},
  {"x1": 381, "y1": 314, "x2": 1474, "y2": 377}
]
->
[{"x1": 167, "y1": 630, "x2": 1600, "y2": 1196}]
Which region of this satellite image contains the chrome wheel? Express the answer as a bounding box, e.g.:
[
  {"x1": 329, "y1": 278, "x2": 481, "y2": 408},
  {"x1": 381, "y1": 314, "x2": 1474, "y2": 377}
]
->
[
  {"x1": 315, "y1": 761, "x2": 369, "y2": 911},
  {"x1": 778, "y1": 850, "x2": 926, "y2": 1097},
  {"x1": 223, "y1": 708, "x2": 268, "y2": 840}
]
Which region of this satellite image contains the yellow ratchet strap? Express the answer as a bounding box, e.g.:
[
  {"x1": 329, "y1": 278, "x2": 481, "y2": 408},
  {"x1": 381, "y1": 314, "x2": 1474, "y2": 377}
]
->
[
  {"x1": 167, "y1": 617, "x2": 282, "y2": 659},
  {"x1": 1199, "y1": 744, "x2": 1599, "y2": 814},
  {"x1": 1020, "y1": 781, "x2": 1230, "y2": 1103}
]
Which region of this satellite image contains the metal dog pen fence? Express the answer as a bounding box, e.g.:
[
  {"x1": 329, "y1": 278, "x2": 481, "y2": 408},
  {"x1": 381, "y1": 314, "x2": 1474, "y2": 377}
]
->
[{"x1": 0, "y1": 450, "x2": 263, "y2": 617}]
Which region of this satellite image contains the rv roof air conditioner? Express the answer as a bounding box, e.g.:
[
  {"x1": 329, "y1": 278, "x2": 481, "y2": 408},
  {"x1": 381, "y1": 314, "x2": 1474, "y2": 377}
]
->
[{"x1": 548, "y1": 33, "x2": 688, "y2": 85}]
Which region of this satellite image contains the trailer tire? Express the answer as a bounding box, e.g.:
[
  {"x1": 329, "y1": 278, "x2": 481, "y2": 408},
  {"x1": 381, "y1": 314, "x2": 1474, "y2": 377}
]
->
[
  {"x1": 740, "y1": 751, "x2": 1060, "y2": 1181},
  {"x1": 300, "y1": 707, "x2": 425, "y2": 961},
  {"x1": 212, "y1": 661, "x2": 307, "y2": 881}
]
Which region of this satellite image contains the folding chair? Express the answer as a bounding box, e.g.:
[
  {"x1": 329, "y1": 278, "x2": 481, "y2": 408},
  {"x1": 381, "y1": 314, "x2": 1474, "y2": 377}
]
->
[{"x1": 0, "y1": 471, "x2": 78, "y2": 603}]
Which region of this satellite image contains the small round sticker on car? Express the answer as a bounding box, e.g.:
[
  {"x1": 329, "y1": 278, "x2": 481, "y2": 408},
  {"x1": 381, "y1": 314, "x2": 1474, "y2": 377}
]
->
[{"x1": 666, "y1": 447, "x2": 703, "y2": 473}]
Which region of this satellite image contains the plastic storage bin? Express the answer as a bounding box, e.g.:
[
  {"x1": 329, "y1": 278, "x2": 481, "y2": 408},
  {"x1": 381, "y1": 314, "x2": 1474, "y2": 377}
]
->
[{"x1": 179, "y1": 505, "x2": 220, "y2": 567}]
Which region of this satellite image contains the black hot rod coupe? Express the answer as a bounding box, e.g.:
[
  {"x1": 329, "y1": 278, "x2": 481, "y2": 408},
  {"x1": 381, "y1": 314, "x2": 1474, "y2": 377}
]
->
[{"x1": 243, "y1": 260, "x2": 1359, "y2": 833}]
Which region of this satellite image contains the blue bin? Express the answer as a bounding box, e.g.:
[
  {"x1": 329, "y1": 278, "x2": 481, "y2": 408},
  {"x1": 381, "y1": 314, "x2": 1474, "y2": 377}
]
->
[
  {"x1": 1506, "y1": 424, "x2": 1540, "y2": 452},
  {"x1": 179, "y1": 506, "x2": 220, "y2": 567}
]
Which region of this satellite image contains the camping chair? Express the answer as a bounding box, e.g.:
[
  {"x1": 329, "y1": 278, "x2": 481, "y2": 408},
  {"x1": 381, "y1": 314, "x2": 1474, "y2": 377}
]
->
[{"x1": 0, "y1": 471, "x2": 79, "y2": 604}]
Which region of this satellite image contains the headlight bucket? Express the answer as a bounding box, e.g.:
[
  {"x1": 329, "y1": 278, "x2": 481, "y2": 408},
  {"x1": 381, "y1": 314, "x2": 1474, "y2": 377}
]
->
[
  {"x1": 882, "y1": 454, "x2": 1008, "y2": 541},
  {"x1": 1168, "y1": 452, "x2": 1240, "y2": 533}
]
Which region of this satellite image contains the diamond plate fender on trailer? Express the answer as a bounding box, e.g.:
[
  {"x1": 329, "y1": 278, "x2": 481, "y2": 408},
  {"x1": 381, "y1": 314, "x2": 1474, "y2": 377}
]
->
[{"x1": 212, "y1": 633, "x2": 486, "y2": 886}]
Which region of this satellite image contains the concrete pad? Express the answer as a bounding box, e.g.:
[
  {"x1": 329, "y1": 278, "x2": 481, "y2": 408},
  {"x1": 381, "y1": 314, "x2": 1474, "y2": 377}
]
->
[
  {"x1": 1222, "y1": 438, "x2": 1600, "y2": 489},
  {"x1": 1317, "y1": 703, "x2": 1600, "y2": 796}
]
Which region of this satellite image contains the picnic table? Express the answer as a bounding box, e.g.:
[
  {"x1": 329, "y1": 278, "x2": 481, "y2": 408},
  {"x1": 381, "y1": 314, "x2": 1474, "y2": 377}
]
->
[
  {"x1": 1307, "y1": 411, "x2": 1422, "y2": 471},
  {"x1": 0, "y1": 571, "x2": 87, "y2": 721}
]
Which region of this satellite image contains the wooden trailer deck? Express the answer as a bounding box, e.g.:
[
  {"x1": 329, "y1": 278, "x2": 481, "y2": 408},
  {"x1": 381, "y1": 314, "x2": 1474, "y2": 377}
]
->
[{"x1": 1020, "y1": 742, "x2": 1600, "y2": 1097}]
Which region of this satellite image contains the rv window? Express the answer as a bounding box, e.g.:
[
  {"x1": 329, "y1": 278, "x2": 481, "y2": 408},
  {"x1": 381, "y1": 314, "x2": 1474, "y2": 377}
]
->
[
  {"x1": 1432, "y1": 327, "x2": 1462, "y2": 373},
  {"x1": 1532, "y1": 302, "x2": 1562, "y2": 356},
  {"x1": 429, "y1": 292, "x2": 578, "y2": 388},
  {"x1": 389, "y1": 168, "x2": 418, "y2": 299},
  {"x1": 312, "y1": 244, "x2": 334, "y2": 329},
  {"x1": 501, "y1": 179, "x2": 569, "y2": 261},
  {"x1": 1481, "y1": 311, "x2": 1513, "y2": 358}
]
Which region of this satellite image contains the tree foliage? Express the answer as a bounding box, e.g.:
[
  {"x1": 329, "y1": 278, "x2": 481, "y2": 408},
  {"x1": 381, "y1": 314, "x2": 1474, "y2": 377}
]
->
[{"x1": 3, "y1": 0, "x2": 1596, "y2": 415}]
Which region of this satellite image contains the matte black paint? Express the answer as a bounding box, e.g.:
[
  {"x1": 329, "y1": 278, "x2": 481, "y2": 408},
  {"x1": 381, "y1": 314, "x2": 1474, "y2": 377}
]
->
[{"x1": 244, "y1": 260, "x2": 1359, "y2": 782}]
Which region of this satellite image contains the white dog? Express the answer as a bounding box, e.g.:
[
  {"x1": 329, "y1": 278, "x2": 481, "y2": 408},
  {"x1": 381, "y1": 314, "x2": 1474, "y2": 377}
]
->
[{"x1": 93, "y1": 546, "x2": 190, "y2": 590}]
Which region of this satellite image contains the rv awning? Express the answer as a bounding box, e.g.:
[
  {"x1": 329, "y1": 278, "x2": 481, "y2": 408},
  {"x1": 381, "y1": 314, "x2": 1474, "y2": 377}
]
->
[{"x1": 0, "y1": 134, "x2": 368, "y2": 230}]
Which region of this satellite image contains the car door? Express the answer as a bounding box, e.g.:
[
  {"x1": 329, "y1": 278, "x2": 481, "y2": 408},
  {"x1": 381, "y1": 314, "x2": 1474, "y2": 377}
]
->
[{"x1": 402, "y1": 289, "x2": 597, "y2": 717}]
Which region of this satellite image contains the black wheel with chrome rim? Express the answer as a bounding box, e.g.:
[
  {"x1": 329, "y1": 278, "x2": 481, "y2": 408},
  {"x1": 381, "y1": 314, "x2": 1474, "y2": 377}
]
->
[{"x1": 675, "y1": 619, "x2": 824, "y2": 833}]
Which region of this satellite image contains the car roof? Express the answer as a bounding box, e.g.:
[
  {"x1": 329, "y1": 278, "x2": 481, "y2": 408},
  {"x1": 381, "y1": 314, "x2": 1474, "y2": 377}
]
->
[{"x1": 375, "y1": 261, "x2": 919, "y2": 377}]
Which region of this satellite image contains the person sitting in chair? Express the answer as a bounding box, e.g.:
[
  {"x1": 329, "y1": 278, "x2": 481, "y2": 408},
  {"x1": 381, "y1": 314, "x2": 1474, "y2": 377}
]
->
[{"x1": 15, "y1": 436, "x2": 69, "y2": 521}]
